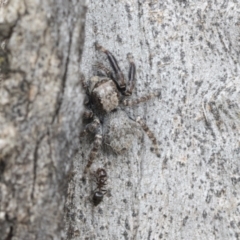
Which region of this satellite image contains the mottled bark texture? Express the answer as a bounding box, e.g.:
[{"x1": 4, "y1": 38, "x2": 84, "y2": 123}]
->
[
  {"x1": 67, "y1": 1, "x2": 240, "y2": 240},
  {"x1": 0, "y1": 0, "x2": 86, "y2": 239}
]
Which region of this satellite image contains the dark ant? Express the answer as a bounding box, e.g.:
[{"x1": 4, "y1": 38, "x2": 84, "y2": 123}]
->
[{"x1": 92, "y1": 168, "x2": 108, "y2": 206}]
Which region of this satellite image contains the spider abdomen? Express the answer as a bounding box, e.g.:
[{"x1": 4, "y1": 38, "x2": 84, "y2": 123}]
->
[{"x1": 103, "y1": 110, "x2": 143, "y2": 154}]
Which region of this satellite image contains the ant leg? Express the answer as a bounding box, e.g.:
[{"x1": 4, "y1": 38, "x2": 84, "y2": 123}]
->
[
  {"x1": 101, "y1": 189, "x2": 107, "y2": 195},
  {"x1": 124, "y1": 53, "x2": 136, "y2": 96},
  {"x1": 84, "y1": 126, "x2": 103, "y2": 173},
  {"x1": 95, "y1": 42, "x2": 126, "y2": 90},
  {"x1": 123, "y1": 91, "x2": 160, "y2": 106},
  {"x1": 136, "y1": 117, "x2": 160, "y2": 158}
]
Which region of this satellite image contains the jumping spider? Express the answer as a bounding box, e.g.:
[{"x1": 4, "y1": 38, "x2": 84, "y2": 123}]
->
[
  {"x1": 92, "y1": 168, "x2": 108, "y2": 206},
  {"x1": 81, "y1": 43, "x2": 160, "y2": 173}
]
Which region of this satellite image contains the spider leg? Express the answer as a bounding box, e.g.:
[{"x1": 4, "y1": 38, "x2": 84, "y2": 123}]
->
[
  {"x1": 95, "y1": 42, "x2": 126, "y2": 90},
  {"x1": 123, "y1": 53, "x2": 136, "y2": 96},
  {"x1": 80, "y1": 117, "x2": 100, "y2": 137},
  {"x1": 90, "y1": 172, "x2": 98, "y2": 183},
  {"x1": 93, "y1": 186, "x2": 100, "y2": 192},
  {"x1": 122, "y1": 91, "x2": 160, "y2": 106},
  {"x1": 84, "y1": 126, "x2": 103, "y2": 173},
  {"x1": 81, "y1": 74, "x2": 94, "y2": 119},
  {"x1": 80, "y1": 73, "x2": 90, "y2": 95},
  {"x1": 83, "y1": 109, "x2": 93, "y2": 119},
  {"x1": 84, "y1": 95, "x2": 90, "y2": 105},
  {"x1": 136, "y1": 117, "x2": 160, "y2": 158},
  {"x1": 94, "y1": 62, "x2": 114, "y2": 79}
]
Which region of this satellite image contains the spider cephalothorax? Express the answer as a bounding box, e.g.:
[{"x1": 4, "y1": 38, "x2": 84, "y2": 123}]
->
[
  {"x1": 89, "y1": 76, "x2": 120, "y2": 113},
  {"x1": 81, "y1": 43, "x2": 160, "y2": 173}
]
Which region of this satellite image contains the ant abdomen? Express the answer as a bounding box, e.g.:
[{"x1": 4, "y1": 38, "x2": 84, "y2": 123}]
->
[{"x1": 92, "y1": 168, "x2": 107, "y2": 206}]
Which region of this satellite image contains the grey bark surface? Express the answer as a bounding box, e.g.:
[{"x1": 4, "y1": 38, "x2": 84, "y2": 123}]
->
[
  {"x1": 0, "y1": 0, "x2": 86, "y2": 239},
  {"x1": 67, "y1": 1, "x2": 240, "y2": 240}
]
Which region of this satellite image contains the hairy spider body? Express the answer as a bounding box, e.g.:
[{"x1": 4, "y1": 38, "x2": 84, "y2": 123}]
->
[
  {"x1": 90, "y1": 76, "x2": 120, "y2": 113},
  {"x1": 103, "y1": 110, "x2": 142, "y2": 154},
  {"x1": 81, "y1": 44, "x2": 160, "y2": 173}
]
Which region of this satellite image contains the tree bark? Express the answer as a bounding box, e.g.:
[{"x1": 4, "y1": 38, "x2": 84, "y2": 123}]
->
[
  {"x1": 66, "y1": 1, "x2": 240, "y2": 240},
  {"x1": 0, "y1": 1, "x2": 86, "y2": 239}
]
